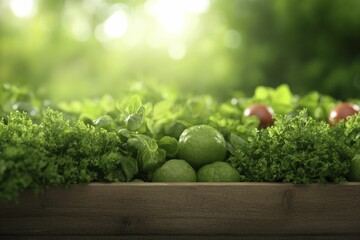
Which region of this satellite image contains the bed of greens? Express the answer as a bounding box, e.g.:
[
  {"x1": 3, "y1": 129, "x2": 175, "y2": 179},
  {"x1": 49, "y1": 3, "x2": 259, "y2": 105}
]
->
[{"x1": 0, "y1": 83, "x2": 359, "y2": 201}]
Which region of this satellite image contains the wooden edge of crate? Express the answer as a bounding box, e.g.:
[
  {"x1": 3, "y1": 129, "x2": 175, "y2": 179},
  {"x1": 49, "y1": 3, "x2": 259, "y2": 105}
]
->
[{"x1": 0, "y1": 182, "x2": 360, "y2": 237}]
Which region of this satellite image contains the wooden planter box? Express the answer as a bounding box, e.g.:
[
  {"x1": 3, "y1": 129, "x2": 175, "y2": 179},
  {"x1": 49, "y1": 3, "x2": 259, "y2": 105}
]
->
[{"x1": 1, "y1": 183, "x2": 360, "y2": 239}]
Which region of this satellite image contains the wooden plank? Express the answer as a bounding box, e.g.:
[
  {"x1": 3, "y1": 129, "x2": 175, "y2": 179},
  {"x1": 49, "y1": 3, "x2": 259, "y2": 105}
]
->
[
  {"x1": 0, "y1": 183, "x2": 359, "y2": 236},
  {"x1": 1, "y1": 235, "x2": 360, "y2": 240}
]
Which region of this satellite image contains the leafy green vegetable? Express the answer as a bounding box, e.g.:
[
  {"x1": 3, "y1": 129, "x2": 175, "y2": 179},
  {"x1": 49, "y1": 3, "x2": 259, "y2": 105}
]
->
[
  {"x1": 252, "y1": 84, "x2": 293, "y2": 114},
  {"x1": 0, "y1": 110, "x2": 138, "y2": 201},
  {"x1": 92, "y1": 115, "x2": 115, "y2": 130},
  {"x1": 1, "y1": 83, "x2": 359, "y2": 201},
  {"x1": 157, "y1": 136, "x2": 179, "y2": 158},
  {"x1": 228, "y1": 110, "x2": 356, "y2": 183},
  {"x1": 297, "y1": 91, "x2": 337, "y2": 120},
  {"x1": 127, "y1": 134, "x2": 166, "y2": 173}
]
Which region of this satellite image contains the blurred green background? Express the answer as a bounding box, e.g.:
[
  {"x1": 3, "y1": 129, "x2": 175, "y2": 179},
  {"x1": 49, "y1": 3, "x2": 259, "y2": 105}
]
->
[{"x1": 0, "y1": 0, "x2": 359, "y2": 101}]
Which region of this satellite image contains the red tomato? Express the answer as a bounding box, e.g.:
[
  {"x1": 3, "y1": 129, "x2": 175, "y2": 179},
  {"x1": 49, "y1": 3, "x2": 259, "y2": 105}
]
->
[
  {"x1": 244, "y1": 104, "x2": 275, "y2": 128},
  {"x1": 328, "y1": 103, "x2": 359, "y2": 125}
]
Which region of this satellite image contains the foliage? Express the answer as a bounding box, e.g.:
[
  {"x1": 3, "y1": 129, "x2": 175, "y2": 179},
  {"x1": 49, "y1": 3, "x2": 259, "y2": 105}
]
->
[
  {"x1": 228, "y1": 110, "x2": 358, "y2": 183},
  {"x1": 0, "y1": 83, "x2": 359, "y2": 201},
  {"x1": 0, "y1": 0, "x2": 359, "y2": 100},
  {"x1": 0, "y1": 109, "x2": 139, "y2": 201},
  {"x1": 216, "y1": 0, "x2": 360, "y2": 99}
]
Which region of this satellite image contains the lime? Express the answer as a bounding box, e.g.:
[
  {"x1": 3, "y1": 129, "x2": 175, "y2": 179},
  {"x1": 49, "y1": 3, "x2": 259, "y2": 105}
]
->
[
  {"x1": 197, "y1": 161, "x2": 241, "y2": 182},
  {"x1": 178, "y1": 125, "x2": 227, "y2": 170},
  {"x1": 152, "y1": 159, "x2": 196, "y2": 182},
  {"x1": 350, "y1": 155, "x2": 360, "y2": 181}
]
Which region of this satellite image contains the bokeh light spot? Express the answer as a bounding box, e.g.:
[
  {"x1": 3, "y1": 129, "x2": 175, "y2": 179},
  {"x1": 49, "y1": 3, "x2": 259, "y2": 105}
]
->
[
  {"x1": 182, "y1": 0, "x2": 210, "y2": 14},
  {"x1": 145, "y1": 0, "x2": 209, "y2": 36},
  {"x1": 104, "y1": 10, "x2": 128, "y2": 39},
  {"x1": 10, "y1": 0, "x2": 36, "y2": 18}
]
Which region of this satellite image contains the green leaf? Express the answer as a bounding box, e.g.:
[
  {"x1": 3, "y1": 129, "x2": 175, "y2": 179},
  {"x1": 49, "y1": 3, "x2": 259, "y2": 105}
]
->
[
  {"x1": 271, "y1": 84, "x2": 293, "y2": 114},
  {"x1": 298, "y1": 91, "x2": 319, "y2": 110},
  {"x1": 158, "y1": 136, "x2": 179, "y2": 157},
  {"x1": 116, "y1": 98, "x2": 130, "y2": 115},
  {"x1": 141, "y1": 148, "x2": 166, "y2": 174},
  {"x1": 273, "y1": 84, "x2": 292, "y2": 104},
  {"x1": 153, "y1": 100, "x2": 173, "y2": 119},
  {"x1": 228, "y1": 133, "x2": 248, "y2": 156},
  {"x1": 163, "y1": 120, "x2": 189, "y2": 139},
  {"x1": 93, "y1": 115, "x2": 114, "y2": 129},
  {"x1": 118, "y1": 128, "x2": 131, "y2": 139},
  {"x1": 128, "y1": 95, "x2": 142, "y2": 114},
  {"x1": 127, "y1": 134, "x2": 165, "y2": 173},
  {"x1": 254, "y1": 86, "x2": 271, "y2": 101},
  {"x1": 125, "y1": 113, "x2": 144, "y2": 132},
  {"x1": 120, "y1": 156, "x2": 138, "y2": 182}
]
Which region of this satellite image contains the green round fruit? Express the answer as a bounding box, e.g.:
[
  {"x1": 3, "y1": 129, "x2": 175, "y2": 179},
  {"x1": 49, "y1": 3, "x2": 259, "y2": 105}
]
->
[
  {"x1": 197, "y1": 161, "x2": 241, "y2": 182},
  {"x1": 350, "y1": 155, "x2": 360, "y2": 181},
  {"x1": 152, "y1": 159, "x2": 196, "y2": 182},
  {"x1": 178, "y1": 125, "x2": 226, "y2": 170}
]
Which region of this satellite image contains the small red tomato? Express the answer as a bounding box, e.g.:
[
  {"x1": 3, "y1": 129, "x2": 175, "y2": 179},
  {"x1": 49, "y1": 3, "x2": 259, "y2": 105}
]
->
[
  {"x1": 328, "y1": 103, "x2": 359, "y2": 125},
  {"x1": 244, "y1": 104, "x2": 275, "y2": 128}
]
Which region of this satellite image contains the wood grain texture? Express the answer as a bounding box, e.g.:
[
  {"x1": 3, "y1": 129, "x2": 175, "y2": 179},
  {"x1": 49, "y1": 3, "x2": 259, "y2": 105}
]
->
[{"x1": 0, "y1": 183, "x2": 359, "y2": 237}]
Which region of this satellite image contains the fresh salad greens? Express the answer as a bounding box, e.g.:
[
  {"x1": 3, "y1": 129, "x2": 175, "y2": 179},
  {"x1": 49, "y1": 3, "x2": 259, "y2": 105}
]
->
[
  {"x1": 228, "y1": 110, "x2": 357, "y2": 183},
  {"x1": 0, "y1": 83, "x2": 359, "y2": 201},
  {"x1": 0, "y1": 110, "x2": 138, "y2": 201}
]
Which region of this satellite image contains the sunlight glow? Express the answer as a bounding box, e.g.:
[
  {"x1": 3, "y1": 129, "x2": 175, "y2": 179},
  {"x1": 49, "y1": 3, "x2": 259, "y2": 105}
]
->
[
  {"x1": 10, "y1": 0, "x2": 36, "y2": 18},
  {"x1": 145, "y1": 0, "x2": 210, "y2": 36},
  {"x1": 104, "y1": 10, "x2": 129, "y2": 39},
  {"x1": 182, "y1": 0, "x2": 210, "y2": 14}
]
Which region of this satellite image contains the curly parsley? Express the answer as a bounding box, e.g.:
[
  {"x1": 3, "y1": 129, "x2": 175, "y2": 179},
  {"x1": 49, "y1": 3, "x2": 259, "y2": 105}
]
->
[{"x1": 229, "y1": 110, "x2": 356, "y2": 183}]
